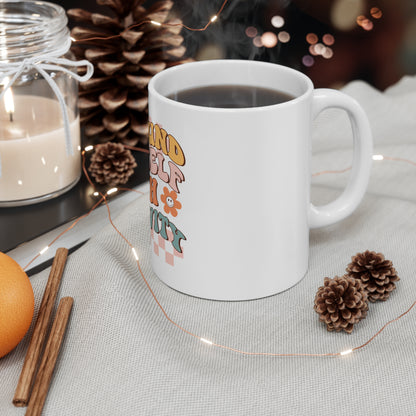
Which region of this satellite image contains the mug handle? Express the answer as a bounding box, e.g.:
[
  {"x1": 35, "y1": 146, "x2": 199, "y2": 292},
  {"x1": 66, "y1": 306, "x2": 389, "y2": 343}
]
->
[{"x1": 309, "y1": 89, "x2": 373, "y2": 229}]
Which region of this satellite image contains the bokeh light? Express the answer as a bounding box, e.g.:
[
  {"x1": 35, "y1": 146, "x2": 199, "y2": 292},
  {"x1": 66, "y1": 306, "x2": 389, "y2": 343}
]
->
[
  {"x1": 245, "y1": 26, "x2": 258, "y2": 38},
  {"x1": 331, "y1": 0, "x2": 365, "y2": 31},
  {"x1": 402, "y1": 17, "x2": 416, "y2": 73},
  {"x1": 306, "y1": 33, "x2": 318, "y2": 45},
  {"x1": 278, "y1": 31, "x2": 290, "y2": 43},
  {"x1": 253, "y1": 36, "x2": 263, "y2": 47},
  {"x1": 370, "y1": 7, "x2": 382, "y2": 19},
  {"x1": 356, "y1": 15, "x2": 367, "y2": 26},
  {"x1": 322, "y1": 34, "x2": 335, "y2": 46},
  {"x1": 356, "y1": 15, "x2": 374, "y2": 30},
  {"x1": 362, "y1": 20, "x2": 374, "y2": 31},
  {"x1": 302, "y1": 55, "x2": 314, "y2": 67},
  {"x1": 309, "y1": 44, "x2": 318, "y2": 56},
  {"x1": 314, "y1": 43, "x2": 326, "y2": 55},
  {"x1": 308, "y1": 39, "x2": 334, "y2": 59},
  {"x1": 261, "y1": 32, "x2": 278, "y2": 48},
  {"x1": 322, "y1": 47, "x2": 334, "y2": 59},
  {"x1": 195, "y1": 43, "x2": 226, "y2": 60},
  {"x1": 271, "y1": 15, "x2": 285, "y2": 28}
]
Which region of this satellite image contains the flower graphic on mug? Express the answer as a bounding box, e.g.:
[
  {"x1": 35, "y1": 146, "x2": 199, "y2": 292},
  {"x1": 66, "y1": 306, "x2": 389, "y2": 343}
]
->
[{"x1": 161, "y1": 187, "x2": 182, "y2": 217}]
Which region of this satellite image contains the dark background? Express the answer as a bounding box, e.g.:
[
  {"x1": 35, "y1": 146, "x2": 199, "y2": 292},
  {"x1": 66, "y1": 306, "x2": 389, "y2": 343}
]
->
[{"x1": 60, "y1": 0, "x2": 416, "y2": 90}]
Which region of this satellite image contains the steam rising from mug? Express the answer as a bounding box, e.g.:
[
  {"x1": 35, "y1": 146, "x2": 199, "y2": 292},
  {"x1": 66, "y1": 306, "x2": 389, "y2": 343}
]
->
[{"x1": 175, "y1": 0, "x2": 288, "y2": 61}]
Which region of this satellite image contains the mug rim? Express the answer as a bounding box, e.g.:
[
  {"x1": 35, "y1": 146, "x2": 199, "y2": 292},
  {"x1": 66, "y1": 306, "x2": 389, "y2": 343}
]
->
[{"x1": 148, "y1": 59, "x2": 314, "y2": 113}]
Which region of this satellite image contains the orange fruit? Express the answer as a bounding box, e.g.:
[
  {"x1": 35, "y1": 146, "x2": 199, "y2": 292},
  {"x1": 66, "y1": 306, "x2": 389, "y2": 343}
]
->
[{"x1": 0, "y1": 252, "x2": 34, "y2": 358}]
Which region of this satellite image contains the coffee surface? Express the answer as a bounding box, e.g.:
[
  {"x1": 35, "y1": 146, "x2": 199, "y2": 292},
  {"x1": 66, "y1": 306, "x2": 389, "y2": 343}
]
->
[{"x1": 167, "y1": 85, "x2": 295, "y2": 108}]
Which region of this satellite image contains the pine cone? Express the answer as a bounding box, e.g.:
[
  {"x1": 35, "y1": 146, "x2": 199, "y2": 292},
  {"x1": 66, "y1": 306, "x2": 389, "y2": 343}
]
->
[
  {"x1": 314, "y1": 276, "x2": 368, "y2": 334},
  {"x1": 88, "y1": 142, "x2": 137, "y2": 186},
  {"x1": 68, "y1": 0, "x2": 192, "y2": 147},
  {"x1": 346, "y1": 250, "x2": 400, "y2": 302}
]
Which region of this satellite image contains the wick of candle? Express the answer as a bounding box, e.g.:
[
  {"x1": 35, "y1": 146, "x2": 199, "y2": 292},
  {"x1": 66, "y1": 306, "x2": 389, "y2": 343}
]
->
[{"x1": 9, "y1": 112, "x2": 13, "y2": 122}]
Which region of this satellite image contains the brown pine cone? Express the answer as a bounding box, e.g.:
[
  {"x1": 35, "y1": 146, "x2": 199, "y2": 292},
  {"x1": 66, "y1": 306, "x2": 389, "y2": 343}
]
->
[
  {"x1": 314, "y1": 276, "x2": 368, "y2": 334},
  {"x1": 88, "y1": 142, "x2": 137, "y2": 186},
  {"x1": 346, "y1": 250, "x2": 400, "y2": 302},
  {"x1": 68, "y1": 0, "x2": 192, "y2": 147}
]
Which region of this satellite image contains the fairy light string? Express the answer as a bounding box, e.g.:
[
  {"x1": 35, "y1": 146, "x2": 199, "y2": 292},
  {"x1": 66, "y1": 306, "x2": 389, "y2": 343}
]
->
[
  {"x1": 23, "y1": 194, "x2": 106, "y2": 271},
  {"x1": 71, "y1": 0, "x2": 229, "y2": 43},
  {"x1": 17, "y1": 145, "x2": 415, "y2": 358},
  {"x1": 312, "y1": 154, "x2": 416, "y2": 177}
]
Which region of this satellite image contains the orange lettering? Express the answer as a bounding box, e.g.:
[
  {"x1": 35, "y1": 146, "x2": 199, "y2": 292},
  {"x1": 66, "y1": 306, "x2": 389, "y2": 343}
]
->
[
  {"x1": 149, "y1": 177, "x2": 159, "y2": 206},
  {"x1": 149, "y1": 123, "x2": 185, "y2": 167},
  {"x1": 167, "y1": 134, "x2": 185, "y2": 166},
  {"x1": 148, "y1": 122, "x2": 154, "y2": 147},
  {"x1": 153, "y1": 124, "x2": 169, "y2": 155}
]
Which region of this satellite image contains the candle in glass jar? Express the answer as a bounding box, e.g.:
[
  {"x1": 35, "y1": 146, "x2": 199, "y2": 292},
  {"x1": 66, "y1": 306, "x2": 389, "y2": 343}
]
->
[{"x1": 0, "y1": 95, "x2": 81, "y2": 204}]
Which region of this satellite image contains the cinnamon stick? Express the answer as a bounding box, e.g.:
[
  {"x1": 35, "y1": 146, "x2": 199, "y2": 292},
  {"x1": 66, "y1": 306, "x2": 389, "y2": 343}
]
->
[
  {"x1": 13, "y1": 248, "x2": 69, "y2": 407},
  {"x1": 26, "y1": 297, "x2": 74, "y2": 416}
]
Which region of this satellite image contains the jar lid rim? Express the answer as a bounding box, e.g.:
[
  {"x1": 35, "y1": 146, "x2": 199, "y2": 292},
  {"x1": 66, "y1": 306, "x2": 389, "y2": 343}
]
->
[
  {"x1": 0, "y1": 1, "x2": 69, "y2": 61},
  {"x1": 0, "y1": 1, "x2": 67, "y2": 31}
]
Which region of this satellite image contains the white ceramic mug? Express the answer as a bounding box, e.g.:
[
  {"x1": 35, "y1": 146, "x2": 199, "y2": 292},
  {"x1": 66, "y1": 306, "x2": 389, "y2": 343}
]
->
[{"x1": 148, "y1": 60, "x2": 372, "y2": 301}]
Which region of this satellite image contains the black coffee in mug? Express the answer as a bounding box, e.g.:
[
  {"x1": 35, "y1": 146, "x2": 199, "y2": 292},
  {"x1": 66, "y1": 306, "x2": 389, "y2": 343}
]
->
[{"x1": 167, "y1": 85, "x2": 295, "y2": 108}]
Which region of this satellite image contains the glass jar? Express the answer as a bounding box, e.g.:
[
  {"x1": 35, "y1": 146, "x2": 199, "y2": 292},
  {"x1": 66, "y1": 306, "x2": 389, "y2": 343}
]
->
[{"x1": 0, "y1": 1, "x2": 85, "y2": 206}]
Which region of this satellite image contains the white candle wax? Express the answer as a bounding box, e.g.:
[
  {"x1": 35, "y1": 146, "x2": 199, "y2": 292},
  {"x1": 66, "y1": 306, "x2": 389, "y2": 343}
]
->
[{"x1": 0, "y1": 95, "x2": 81, "y2": 203}]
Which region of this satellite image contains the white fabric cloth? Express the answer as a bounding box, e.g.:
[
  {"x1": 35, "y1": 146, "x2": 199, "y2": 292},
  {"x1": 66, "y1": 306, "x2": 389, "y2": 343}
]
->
[{"x1": 1, "y1": 76, "x2": 416, "y2": 415}]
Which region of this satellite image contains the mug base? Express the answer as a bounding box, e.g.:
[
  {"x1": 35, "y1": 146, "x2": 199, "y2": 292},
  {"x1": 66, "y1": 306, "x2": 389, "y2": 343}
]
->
[{"x1": 153, "y1": 268, "x2": 308, "y2": 301}]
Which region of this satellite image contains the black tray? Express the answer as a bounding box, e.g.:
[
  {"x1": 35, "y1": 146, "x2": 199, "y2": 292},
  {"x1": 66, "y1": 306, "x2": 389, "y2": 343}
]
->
[{"x1": 0, "y1": 151, "x2": 149, "y2": 253}]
